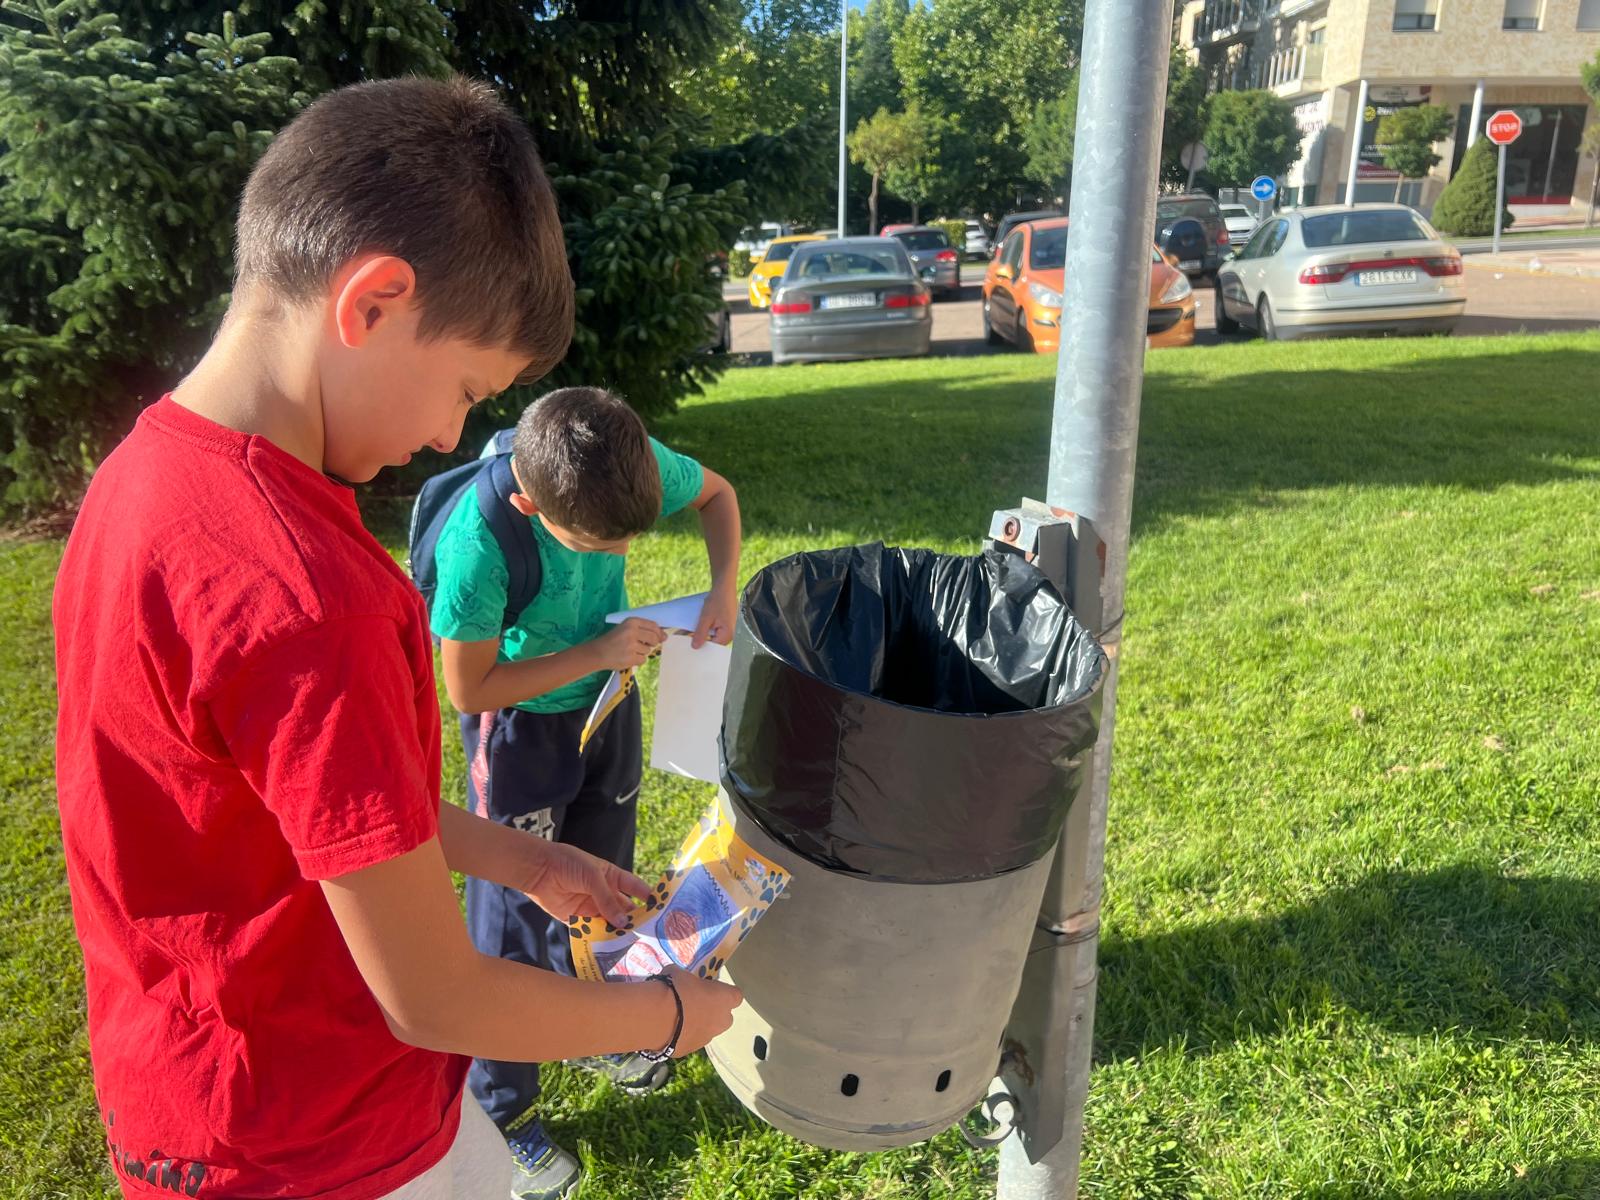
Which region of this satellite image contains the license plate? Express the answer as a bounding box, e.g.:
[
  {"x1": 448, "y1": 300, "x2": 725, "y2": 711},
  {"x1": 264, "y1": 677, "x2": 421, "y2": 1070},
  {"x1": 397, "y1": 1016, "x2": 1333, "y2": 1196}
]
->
[
  {"x1": 1178, "y1": 260, "x2": 1201, "y2": 271},
  {"x1": 819, "y1": 293, "x2": 877, "y2": 310},
  {"x1": 1356, "y1": 269, "x2": 1418, "y2": 286}
]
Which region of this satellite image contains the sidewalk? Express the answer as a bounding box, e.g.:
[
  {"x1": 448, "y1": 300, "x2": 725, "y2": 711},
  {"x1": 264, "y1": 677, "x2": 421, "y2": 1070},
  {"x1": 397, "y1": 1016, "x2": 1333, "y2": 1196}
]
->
[{"x1": 1463, "y1": 245, "x2": 1600, "y2": 280}]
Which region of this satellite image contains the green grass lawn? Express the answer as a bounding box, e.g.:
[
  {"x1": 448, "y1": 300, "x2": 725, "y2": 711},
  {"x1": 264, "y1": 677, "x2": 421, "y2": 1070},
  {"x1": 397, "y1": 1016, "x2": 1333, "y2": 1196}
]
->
[{"x1": 6, "y1": 331, "x2": 1600, "y2": 1198}]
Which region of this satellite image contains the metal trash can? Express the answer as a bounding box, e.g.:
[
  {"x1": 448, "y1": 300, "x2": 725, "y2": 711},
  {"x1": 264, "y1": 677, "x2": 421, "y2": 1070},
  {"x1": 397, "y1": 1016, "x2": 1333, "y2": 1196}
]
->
[{"x1": 706, "y1": 544, "x2": 1107, "y2": 1151}]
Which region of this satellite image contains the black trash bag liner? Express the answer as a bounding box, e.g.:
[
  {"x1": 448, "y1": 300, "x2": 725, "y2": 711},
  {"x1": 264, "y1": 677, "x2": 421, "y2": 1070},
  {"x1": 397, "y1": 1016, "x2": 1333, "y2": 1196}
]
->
[{"x1": 721, "y1": 543, "x2": 1107, "y2": 883}]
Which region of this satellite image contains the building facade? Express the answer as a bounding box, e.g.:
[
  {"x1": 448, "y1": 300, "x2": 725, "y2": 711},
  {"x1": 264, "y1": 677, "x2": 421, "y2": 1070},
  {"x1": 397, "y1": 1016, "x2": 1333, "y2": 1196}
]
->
[{"x1": 1176, "y1": 0, "x2": 1600, "y2": 218}]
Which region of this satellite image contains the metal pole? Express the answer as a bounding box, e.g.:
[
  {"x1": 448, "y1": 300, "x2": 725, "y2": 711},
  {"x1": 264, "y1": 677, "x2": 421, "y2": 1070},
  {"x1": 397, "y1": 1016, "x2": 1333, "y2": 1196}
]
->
[
  {"x1": 837, "y1": 0, "x2": 848, "y2": 237},
  {"x1": 1467, "y1": 80, "x2": 1485, "y2": 149},
  {"x1": 1588, "y1": 148, "x2": 1598, "y2": 229},
  {"x1": 1344, "y1": 77, "x2": 1369, "y2": 206},
  {"x1": 1493, "y1": 141, "x2": 1507, "y2": 254},
  {"x1": 995, "y1": 1, "x2": 1170, "y2": 1191},
  {"x1": 1541, "y1": 109, "x2": 1563, "y2": 203}
]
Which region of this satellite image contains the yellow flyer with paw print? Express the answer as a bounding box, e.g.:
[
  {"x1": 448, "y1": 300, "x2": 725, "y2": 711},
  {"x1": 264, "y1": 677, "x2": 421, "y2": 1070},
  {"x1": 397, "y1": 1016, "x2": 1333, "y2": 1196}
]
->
[{"x1": 569, "y1": 800, "x2": 788, "y2": 982}]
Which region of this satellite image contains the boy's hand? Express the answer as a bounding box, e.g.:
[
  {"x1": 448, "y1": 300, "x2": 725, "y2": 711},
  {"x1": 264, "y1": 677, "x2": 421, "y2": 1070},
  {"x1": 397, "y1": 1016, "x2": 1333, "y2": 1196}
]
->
[
  {"x1": 660, "y1": 966, "x2": 743, "y2": 1055},
  {"x1": 592, "y1": 618, "x2": 666, "y2": 670},
  {"x1": 518, "y1": 841, "x2": 650, "y2": 929},
  {"x1": 691, "y1": 584, "x2": 738, "y2": 649}
]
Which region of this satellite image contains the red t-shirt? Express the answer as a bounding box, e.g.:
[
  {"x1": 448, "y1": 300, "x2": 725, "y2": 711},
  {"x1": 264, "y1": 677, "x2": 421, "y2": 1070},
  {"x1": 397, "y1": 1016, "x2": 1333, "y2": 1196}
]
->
[{"x1": 54, "y1": 398, "x2": 468, "y2": 1199}]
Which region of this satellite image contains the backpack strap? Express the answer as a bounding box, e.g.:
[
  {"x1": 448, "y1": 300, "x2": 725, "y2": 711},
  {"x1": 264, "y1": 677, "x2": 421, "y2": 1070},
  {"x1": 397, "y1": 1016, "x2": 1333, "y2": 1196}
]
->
[{"x1": 475, "y1": 453, "x2": 543, "y2": 632}]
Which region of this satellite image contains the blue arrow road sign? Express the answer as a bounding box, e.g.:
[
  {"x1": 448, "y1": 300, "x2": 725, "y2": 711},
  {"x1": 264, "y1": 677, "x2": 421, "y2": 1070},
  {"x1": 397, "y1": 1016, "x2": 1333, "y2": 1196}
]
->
[{"x1": 1250, "y1": 175, "x2": 1277, "y2": 202}]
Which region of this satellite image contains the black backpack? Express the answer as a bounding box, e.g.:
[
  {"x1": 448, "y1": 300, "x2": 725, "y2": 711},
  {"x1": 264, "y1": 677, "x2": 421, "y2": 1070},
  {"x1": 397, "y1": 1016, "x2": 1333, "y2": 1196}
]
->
[{"x1": 408, "y1": 429, "x2": 542, "y2": 633}]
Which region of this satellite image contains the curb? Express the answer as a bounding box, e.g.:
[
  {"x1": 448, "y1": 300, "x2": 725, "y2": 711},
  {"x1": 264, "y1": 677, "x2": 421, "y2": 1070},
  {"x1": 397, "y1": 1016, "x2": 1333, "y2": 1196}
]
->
[{"x1": 1463, "y1": 257, "x2": 1600, "y2": 281}]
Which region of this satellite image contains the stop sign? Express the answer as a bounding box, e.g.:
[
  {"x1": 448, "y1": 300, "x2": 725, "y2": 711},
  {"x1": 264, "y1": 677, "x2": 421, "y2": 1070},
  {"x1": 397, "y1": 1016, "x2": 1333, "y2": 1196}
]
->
[{"x1": 1485, "y1": 110, "x2": 1522, "y2": 145}]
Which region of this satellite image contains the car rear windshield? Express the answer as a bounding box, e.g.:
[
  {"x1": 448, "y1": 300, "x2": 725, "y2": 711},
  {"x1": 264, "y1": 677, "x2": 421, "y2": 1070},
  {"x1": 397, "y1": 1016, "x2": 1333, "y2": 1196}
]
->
[
  {"x1": 895, "y1": 230, "x2": 951, "y2": 251},
  {"x1": 1029, "y1": 226, "x2": 1068, "y2": 270},
  {"x1": 790, "y1": 246, "x2": 910, "y2": 279},
  {"x1": 1301, "y1": 210, "x2": 1432, "y2": 248},
  {"x1": 1157, "y1": 199, "x2": 1218, "y2": 221}
]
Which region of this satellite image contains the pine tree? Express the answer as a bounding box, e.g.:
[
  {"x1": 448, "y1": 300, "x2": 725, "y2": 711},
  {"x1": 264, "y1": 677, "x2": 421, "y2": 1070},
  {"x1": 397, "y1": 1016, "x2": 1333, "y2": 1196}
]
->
[
  {"x1": 1, "y1": 0, "x2": 803, "y2": 511},
  {"x1": 1431, "y1": 136, "x2": 1515, "y2": 238},
  {"x1": 0, "y1": 0, "x2": 306, "y2": 509}
]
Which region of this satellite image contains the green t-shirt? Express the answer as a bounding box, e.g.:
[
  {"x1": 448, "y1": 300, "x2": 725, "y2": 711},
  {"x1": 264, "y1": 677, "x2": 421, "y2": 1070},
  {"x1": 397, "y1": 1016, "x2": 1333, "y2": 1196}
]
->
[{"x1": 429, "y1": 438, "x2": 705, "y2": 713}]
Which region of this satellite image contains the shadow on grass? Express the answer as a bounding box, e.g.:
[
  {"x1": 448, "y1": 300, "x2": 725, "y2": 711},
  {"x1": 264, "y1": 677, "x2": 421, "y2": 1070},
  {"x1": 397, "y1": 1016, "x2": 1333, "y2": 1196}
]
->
[
  {"x1": 1097, "y1": 864, "x2": 1600, "y2": 1062},
  {"x1": 358, "y1": 340, "x2": 1600, "y2": 550}
]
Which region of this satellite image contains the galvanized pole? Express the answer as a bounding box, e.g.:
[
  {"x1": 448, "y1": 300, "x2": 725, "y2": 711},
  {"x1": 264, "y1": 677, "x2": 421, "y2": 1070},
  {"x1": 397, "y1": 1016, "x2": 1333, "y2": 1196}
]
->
[
  {"x1": 1344, "y1": 77, "x2": 1369, "y2": 206},
  {"x1": 837, "y1": 0, "x2": 849, "y2": 237},
  {"x1": 1493, "y1": 141, "x2": 1507, "y2": 254},
  {"x1": 994, "y1": 0, "x2": 1170, "y2": 1194}
]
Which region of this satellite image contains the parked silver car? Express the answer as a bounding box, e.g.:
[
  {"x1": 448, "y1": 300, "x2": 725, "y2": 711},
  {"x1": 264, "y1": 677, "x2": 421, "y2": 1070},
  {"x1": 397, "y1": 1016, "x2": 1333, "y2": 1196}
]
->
[
  {"x1": 1219, "y1": 203, "x2": 1258, "y2": 248},
  {"x1": 769, "y1": 238, "x2": 933, "y2": 365},
  {"x1": 1216, "y1": 204, "x2": 1465, "y2": 341},
  {"x1": 965, "y1": 219, "x2": 992, "y2": 259},
  {"x1": 888, "y1": 226, "x2": 961, "y2": 298}
]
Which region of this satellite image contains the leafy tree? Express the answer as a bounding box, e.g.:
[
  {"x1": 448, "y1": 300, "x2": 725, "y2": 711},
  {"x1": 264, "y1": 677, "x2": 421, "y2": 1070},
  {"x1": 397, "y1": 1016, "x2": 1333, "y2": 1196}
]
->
[
  {"x1": 880, "y1": 104, "x2": 943, "y2": 224},
  {"x1": 1202, "y1": 88, "x2": 1302, "y2": 188},
  {"x1": 674, "y1": 0, "x2": 835, "y2": 146},
  {"x1": 849, "y1": 106, "x2": 916, "y2": 234},
  {"x1": 1161, "y1": 54, "x2": 1210, "y2": 188},
  {"x1": 1377, "y1": 103, "x2": 1455, "y2": 202},
  {"x1": 1431, "y1": 135, "x2": 1515, "y2": 237},
  {"x1": 1023, "y1": 77, "x2": 1077, "y2": 202},
  {"x1": 849, "y1": 0, "x2": 907, "y2": 122},
  {"x1": 893, "y1": 0, "x2": 1083, "y2": 215}
]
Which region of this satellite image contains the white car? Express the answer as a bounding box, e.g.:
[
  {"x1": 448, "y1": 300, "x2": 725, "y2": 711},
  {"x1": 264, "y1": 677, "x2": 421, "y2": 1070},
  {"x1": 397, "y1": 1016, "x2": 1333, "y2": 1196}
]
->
[
  {"x1": 1216, "y1": 204, "x2": 1465, "y2": 342},
  {"x1": 1219, "y1": 203, "x2": 1257, "y2": 248},
  {"x1": 955, "y1": 218, "x2": 992, "y2": 259}
]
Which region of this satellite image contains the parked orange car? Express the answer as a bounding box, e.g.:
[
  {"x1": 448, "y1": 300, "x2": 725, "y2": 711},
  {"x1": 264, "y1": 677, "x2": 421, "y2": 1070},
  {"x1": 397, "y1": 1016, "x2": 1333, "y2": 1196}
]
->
[{"x1": 981, "y1": 217, "x2": 1196, "y2": 352}]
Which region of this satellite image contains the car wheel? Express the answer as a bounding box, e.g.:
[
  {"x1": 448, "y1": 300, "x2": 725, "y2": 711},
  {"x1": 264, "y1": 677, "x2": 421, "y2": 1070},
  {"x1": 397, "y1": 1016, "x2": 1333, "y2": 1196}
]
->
[
  {"x1": 1257, "y1": 295, "x2": 1278, "y2": 342},
  {"x1": 982, "y1": 297, "x2": 1003, "y2": 345},
  {"x1": 1215, "y1": 288, "x2": 1241, "y2": 336},
  {"x1": 1016, "y1": 312, "x2": 1033, "y2": 353}
]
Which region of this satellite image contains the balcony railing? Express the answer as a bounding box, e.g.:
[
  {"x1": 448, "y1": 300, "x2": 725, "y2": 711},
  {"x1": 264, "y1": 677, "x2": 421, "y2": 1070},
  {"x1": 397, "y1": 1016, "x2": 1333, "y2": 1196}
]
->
[
  {"x1": 1260, "y1": 40, "x2": 1324, "y2": 91},
  {"x1": 1196, "y1": 0, "x2": 1264, "y2": 43}
]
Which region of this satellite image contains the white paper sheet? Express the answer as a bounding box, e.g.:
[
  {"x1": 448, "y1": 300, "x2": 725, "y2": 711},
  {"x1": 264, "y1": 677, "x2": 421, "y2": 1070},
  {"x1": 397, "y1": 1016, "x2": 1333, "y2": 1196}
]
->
[
  {"x1": 649, "y1": 636, "x2": 732, "y2": 784},
  {"x1": 605, "y1": 591, "x2": 710, "y2": 635}
]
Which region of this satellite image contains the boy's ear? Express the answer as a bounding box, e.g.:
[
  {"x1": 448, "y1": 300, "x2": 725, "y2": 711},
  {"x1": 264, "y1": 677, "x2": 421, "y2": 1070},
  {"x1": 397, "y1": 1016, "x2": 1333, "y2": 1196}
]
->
[
  {"x1": 507, "y1": 490, "x2": 538, "y2": 517},
  {"x1": 331, "y1": 255, "x2": 417, "y2": 349}
]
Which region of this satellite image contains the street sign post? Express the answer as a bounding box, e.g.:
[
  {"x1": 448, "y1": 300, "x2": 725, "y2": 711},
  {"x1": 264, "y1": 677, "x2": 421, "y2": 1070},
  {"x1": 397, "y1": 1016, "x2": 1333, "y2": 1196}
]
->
[
  {"x1": 1250, "y1": 175, "x2": 1277, "y2": 222},
  {"x1": 1485, "y1": 110, "x2": 1521, "y2": 254}
]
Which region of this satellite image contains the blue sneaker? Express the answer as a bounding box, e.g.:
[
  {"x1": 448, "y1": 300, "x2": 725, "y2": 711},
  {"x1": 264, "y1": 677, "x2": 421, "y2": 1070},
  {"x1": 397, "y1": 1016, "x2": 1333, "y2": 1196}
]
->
[{"x1": 504, "y1": 1117, "x2": 580, "y2": 1200}]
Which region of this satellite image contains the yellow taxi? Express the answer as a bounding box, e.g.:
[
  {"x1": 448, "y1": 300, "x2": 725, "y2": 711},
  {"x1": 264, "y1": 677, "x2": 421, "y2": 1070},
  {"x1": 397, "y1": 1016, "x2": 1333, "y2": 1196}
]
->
[{"x1": 747, "y1": 234, "x2": 824, "y2": 309}]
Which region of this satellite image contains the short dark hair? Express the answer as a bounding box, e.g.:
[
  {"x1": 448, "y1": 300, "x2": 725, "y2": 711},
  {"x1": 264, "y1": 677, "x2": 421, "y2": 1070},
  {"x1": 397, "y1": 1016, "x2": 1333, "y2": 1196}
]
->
[
  {"x1": 513, "y1": 388, "x2": 663, "y2": 541},
  {"x1": 236, "y1": 76, "x2": 572, "y2": 379}
]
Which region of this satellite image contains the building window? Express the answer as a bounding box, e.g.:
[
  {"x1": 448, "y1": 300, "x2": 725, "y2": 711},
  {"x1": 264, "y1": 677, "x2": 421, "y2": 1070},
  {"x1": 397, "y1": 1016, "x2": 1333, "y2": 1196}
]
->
[
  {"x1": 1502, "y1": 0, "x2": 1541, "y2": 29},
  {"x1": 1393, "y1": 0, "x2": 1438, "y2": 31},
  {"x1": 1577, "y1": 0, "x2": 1600, "y2": 29}
]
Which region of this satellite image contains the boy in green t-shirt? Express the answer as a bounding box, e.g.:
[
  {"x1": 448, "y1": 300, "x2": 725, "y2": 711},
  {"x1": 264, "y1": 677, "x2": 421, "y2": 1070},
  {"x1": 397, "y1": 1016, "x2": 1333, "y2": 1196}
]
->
[{"x1": 431, "y1": 385, "x2": 740, "y2": 1200}]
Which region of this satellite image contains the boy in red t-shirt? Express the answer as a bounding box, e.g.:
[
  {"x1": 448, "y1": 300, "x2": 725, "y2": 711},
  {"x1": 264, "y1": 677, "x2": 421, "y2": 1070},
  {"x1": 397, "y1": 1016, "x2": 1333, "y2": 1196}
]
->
[{"x1": 52, "y1": 76, "x2": 740, "y2": 1200}]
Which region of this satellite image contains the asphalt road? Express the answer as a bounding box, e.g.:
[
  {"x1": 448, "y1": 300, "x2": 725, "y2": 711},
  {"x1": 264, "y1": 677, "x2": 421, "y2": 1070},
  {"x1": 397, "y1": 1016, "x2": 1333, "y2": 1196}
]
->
[{"x1": 723, "y1": 260, "x2": 1600, "y2": 362}]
